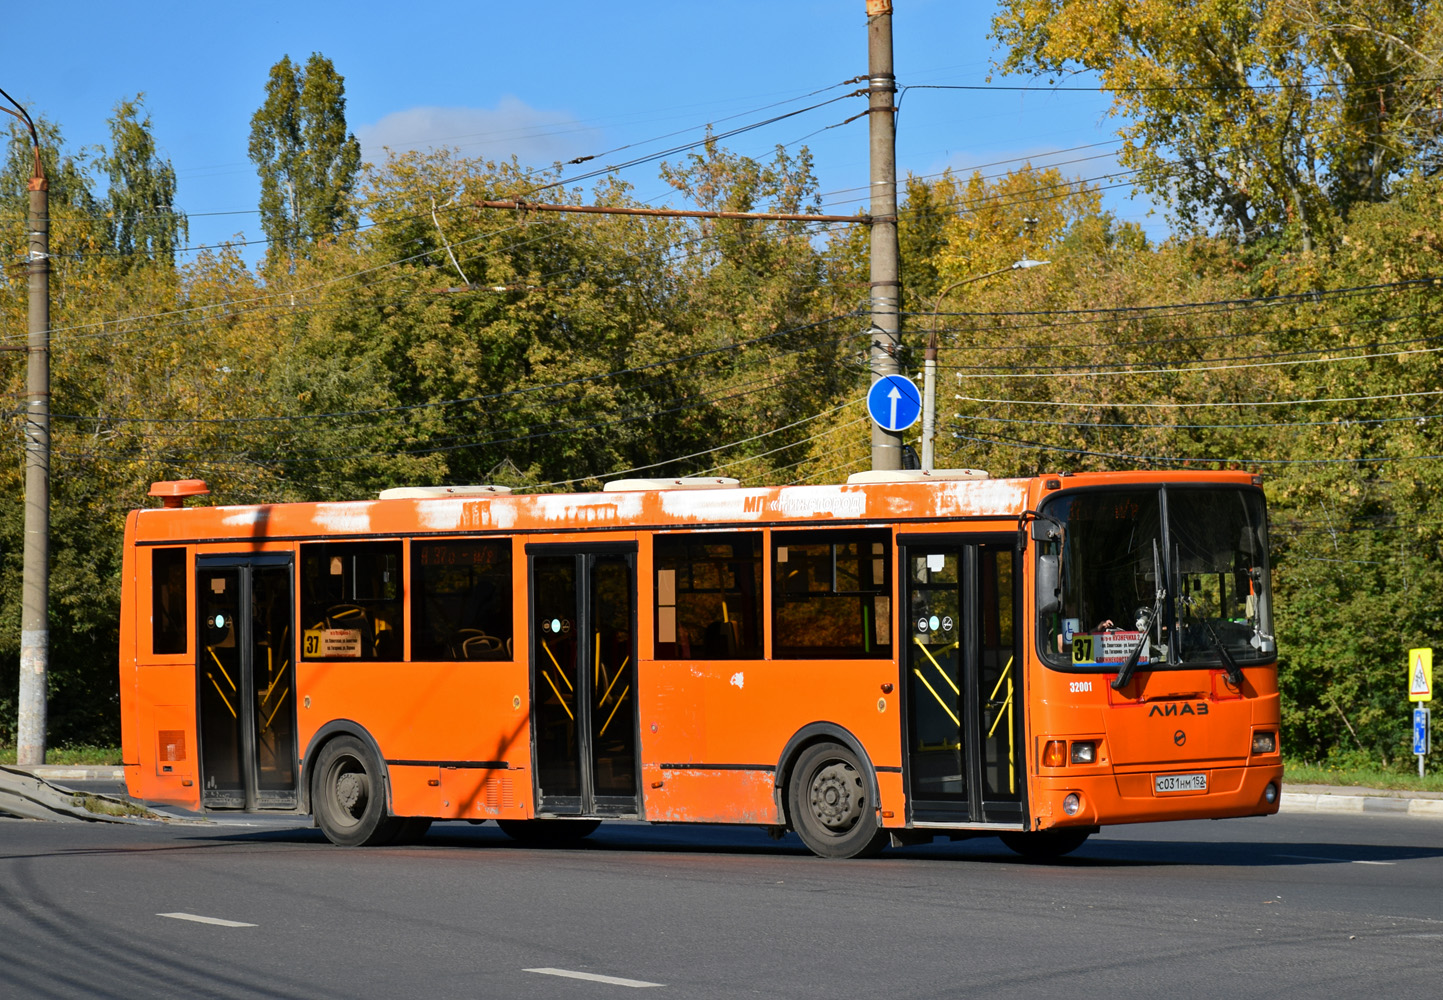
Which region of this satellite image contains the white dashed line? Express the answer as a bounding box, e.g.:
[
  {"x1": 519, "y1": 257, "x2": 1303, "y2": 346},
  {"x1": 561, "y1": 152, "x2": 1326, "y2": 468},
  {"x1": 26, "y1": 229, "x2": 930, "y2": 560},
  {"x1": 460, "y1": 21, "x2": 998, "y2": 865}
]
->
[
  {"x1": 157, "y1": 912, "x2": 257, "y2": 927},
  {"x1": 1276, "y1": 854, "x2": 1396, "y2": 865},
  {"x1": 524, "y1": 968, "x2": 663, "y2": 988}
]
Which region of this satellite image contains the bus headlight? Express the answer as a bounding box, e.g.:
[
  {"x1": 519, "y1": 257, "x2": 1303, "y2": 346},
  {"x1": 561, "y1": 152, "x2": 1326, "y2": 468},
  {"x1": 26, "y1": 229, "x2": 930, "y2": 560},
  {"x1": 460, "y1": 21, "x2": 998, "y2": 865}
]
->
[
  {"x1": 1063, "y1": 793, "x2": 1081, "y2": 815},
  {"x1": 1070, "y1": 741, "x2": 1097, "y2": 764},
  {"x1": 1264, "y1": 782, "x2": 1278, "y2": 804},
  {"x1": 1252, "y1": 731, "x2": 1276, "y2": 754}
]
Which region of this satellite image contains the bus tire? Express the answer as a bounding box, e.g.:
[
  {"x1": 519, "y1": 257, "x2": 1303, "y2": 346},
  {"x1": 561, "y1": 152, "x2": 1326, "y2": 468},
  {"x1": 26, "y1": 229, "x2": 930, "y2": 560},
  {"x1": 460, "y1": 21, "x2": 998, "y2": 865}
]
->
[
  {"x1": 787, "y1": 742, "x2": 888, "y2": 859},
  {"x1": 311, "y1": 735, "x2": 403, "y2": 847},
  {"x1": 998, "y1": 829, "x2": 1091, "y2": 859},
  {"x1": 497, "y1": 819, "x2": 601, "y2": 845}
]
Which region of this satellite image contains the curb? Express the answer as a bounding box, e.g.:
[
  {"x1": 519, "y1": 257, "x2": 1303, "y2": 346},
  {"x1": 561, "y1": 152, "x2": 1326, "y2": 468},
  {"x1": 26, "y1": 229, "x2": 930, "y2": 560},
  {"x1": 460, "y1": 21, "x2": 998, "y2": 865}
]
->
[
  {"x1": 1278, "y1": 789, "x2": 1443, "y2": 819},
  {"x1": 24, "y1": 765, "x2": 125, "y2": 782}
]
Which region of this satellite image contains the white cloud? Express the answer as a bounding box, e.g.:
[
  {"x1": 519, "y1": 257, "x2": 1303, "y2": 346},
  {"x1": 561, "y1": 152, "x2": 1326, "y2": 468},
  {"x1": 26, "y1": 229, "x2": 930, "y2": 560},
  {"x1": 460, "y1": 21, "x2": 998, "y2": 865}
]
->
[{"x1": 355, "y1": 96, "x2": 605, "y2": 166}]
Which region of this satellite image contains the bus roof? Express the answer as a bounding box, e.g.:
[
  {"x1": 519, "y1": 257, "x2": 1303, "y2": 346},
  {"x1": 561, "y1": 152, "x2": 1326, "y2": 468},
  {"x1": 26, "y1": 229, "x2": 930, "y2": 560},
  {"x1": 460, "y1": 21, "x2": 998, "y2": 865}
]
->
[{"x1": 129, "y1": 470, "x2": 1260, "y2": 545}]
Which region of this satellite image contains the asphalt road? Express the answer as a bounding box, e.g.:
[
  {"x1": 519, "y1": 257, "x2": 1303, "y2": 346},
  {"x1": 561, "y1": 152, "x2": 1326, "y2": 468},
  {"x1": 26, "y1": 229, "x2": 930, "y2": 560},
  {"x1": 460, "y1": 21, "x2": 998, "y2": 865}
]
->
[{"x1": 1, "y1": 810, "x2": 1440, "y2": 1000}]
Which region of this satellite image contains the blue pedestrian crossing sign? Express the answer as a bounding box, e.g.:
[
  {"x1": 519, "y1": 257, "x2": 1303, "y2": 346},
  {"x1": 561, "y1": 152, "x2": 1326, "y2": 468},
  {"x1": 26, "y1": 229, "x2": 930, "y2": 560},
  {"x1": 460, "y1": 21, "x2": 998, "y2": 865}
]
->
[{"x1": 867, "y1": 374, "x2": 922, "y2": 432}]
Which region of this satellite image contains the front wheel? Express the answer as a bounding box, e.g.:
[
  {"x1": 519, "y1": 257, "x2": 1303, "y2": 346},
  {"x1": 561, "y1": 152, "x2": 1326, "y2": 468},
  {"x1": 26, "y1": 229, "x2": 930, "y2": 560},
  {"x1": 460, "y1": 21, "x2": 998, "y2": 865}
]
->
[
  {"x1": 787, "y1": 742, "x2": 888, "y2": 859},
  {"x1": 998, "y1": 829, "x2": 1091, "y2": 859},
  {"x1": 311, "y1": 736, "x2": 403, "y2": 847}
]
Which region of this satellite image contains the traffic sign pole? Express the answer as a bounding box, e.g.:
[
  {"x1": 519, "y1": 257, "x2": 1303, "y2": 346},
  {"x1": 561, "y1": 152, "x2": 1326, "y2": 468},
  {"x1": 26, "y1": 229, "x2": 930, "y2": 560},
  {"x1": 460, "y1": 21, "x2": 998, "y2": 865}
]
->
[{"x1": 1409, "y1": 648, "x2": 1433, "y2": 777}]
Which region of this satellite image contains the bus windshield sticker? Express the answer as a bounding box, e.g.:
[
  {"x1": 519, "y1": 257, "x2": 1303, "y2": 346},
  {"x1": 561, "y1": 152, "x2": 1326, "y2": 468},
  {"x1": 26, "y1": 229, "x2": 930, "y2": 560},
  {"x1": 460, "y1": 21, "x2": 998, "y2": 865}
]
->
[{"x1": 1072, "y1": 632, "x2": 1149, "y2": 666}]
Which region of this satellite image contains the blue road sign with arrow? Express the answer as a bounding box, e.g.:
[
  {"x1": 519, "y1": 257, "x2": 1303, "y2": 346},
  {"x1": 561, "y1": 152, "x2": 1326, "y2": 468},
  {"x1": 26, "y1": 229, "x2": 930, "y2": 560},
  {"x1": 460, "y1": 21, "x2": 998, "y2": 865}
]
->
[{"x1": 867, "y1": 374, "x2": 922, "y2": 432}]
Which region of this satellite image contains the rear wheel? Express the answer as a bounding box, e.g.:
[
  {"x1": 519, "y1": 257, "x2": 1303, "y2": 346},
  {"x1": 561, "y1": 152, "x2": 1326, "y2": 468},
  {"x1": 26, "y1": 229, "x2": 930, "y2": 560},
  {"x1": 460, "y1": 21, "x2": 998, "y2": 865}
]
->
[
  {"x1": 998, "y1": 829, "x2": 1091, "y2": 859},
  {"x1": 311, "y1": 736, "x2": 403, "y2": 847},
  {"x1": 497, "y1": 819, "x2": 601, "y2": 845},
  {"x1": 787, "y1": 742, "x2": 888, "y2": 859}
]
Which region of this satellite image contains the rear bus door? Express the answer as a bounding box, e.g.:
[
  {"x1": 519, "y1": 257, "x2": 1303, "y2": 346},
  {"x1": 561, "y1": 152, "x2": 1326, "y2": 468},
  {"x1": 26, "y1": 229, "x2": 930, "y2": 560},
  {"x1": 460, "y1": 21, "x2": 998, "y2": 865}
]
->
[
  {"x1": 899, "y1": 536, "x2": 1024, "y2": 826},
  {"x1": 526, "y1": 543, "x2": 640, "y2": 818}
]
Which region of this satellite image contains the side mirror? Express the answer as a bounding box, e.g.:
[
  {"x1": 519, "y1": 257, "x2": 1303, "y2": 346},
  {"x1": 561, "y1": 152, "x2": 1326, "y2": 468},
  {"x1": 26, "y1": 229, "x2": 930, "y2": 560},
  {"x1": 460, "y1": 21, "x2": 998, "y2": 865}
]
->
[{"x1": 1037, "y1": 552, "x2": 1061, "y2": 616}]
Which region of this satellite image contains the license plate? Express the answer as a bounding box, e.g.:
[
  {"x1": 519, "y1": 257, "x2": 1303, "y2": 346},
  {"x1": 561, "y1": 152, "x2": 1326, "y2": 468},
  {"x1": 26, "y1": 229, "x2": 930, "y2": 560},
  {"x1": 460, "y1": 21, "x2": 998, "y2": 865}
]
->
[{"x1": 1154, "y1": 773, "x2": 1207, "y2": 793}]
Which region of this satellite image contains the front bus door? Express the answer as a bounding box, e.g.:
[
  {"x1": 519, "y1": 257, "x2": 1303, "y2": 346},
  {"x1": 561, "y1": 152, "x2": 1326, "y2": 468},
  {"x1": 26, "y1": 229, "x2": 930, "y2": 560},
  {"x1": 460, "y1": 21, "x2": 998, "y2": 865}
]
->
[
  {"x1": 527, "y1": 544, "x2": 640, "y2": 818},
  {"x1": 900, "y1": 536, "x2": 1024, "y2": 826},
  {"x1": 195, "y1": 554, "x2": 299, "y2": 811}
]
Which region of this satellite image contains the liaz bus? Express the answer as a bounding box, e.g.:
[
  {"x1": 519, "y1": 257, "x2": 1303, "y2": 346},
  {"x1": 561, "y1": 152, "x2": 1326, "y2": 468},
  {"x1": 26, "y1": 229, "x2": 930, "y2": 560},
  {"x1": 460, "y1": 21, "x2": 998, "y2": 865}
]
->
[{"x1": 119, "y1": 469, "x2": 1281, "y2": 859}]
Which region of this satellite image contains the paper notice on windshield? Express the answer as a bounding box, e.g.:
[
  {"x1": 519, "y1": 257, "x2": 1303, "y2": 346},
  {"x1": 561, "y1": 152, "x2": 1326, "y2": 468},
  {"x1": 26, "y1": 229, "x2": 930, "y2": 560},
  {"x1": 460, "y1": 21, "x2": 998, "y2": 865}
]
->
[{"x1": 1071, "y1": 631, "x2": 1149, "y2": 666}]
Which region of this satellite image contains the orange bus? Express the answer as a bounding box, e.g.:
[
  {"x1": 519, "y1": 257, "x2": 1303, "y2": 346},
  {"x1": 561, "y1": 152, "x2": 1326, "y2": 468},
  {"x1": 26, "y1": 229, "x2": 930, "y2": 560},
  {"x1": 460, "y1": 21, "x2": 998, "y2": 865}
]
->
[{"x1": 119, "y1": 469, "x2": 1282, "y2": 858}]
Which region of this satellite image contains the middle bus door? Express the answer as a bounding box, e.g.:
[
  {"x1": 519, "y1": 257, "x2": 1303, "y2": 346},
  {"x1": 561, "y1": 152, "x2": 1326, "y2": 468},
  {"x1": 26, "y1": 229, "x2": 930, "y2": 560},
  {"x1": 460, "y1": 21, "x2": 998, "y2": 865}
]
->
[
  {"x1": 900, "y1": 536, "x2": 1024, "y2": 826},
  {"x1": 527, "y1": 544, "x2": 640, "y2": 818}
]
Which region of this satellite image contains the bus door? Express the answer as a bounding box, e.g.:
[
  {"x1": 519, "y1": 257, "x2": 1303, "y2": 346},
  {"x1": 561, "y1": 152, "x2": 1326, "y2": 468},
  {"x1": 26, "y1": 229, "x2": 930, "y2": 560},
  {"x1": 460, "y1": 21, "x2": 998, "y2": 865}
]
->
[
  {"x1": 527, "y1": 544, "x2": 639, "y2": 818},
  {"x1": 899, "y1": 536, "x2": 1024, "y2": 826},
  {"x1": 195, "y1": 554, "x2": 299, "y2": 810}
]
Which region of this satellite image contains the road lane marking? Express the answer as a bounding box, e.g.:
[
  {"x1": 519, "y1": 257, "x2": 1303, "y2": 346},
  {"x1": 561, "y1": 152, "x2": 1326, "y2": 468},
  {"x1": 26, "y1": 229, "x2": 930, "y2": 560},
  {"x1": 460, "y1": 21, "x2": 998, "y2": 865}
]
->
[
  {"x1": 525, "y1": 968, "x2": 662, "y2": 988},
  {"x1": 158, "y1": 912, "x2": 257, "y2": 927},
  {"x1": 1275, "y1": 854, "x2": 1396, "y2": 865}
]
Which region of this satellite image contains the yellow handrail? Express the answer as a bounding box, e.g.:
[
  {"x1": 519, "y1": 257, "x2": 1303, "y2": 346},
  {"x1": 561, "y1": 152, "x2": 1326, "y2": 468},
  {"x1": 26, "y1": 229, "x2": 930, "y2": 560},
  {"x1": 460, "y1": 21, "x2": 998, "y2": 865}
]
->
[
  {"x1": 207, "y1": 671, "x2": 236, "y2": 719},
  {"x1": 912, "y1": 636, "x2": 959, "y2": 695},
  {"x1": 541, "y1": 670, "x2": 574, "y2": 721},
  {"x1": 543, "y1": 640, "x2": 574, "y2": 691},
  {"x1": 911, "y1": 668, "x2": 960, "y2": 727},
  {"x1": 599, "y1": 685, "x2": 630, "y2": 737}
]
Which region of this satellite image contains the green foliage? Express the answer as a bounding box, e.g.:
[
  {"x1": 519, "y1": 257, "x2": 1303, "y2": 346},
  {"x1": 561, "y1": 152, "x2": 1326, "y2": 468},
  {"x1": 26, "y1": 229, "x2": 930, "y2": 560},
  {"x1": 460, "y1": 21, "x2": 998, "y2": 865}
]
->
[
  {"x1": 991, "y1": 0, "x2": 1443, "y2": 249},
  {"x1": 101, "y1": 95, "x2": 187, "y2": 268},
  {"x1": 248, "y1": 53, "x2": 362, "y2": 266}
]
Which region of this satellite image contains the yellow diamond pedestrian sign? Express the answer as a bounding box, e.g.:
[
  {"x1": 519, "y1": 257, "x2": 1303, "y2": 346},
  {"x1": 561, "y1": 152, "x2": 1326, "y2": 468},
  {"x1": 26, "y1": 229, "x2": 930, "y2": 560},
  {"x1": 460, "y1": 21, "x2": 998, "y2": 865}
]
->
[{"x1": 1409, "y1": 648, "x2": 1433, "y2": 703}]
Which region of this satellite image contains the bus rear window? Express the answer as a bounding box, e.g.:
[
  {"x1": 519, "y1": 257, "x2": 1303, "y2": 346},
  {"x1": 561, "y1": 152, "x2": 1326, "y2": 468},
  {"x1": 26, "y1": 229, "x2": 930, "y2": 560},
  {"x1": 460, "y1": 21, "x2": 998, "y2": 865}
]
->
[
  {"x1": 654, "y1": 533, "x2": 762, "y2": 659},
  {"x1": 301, "y1": 542, "x2": 403, "y2": 660},
  {"x1": 773, "y1": 530, "x2": 892, "y2": 659},
  {"x1": 151, "y1": 547, "x2": 187, "y2": 655},
  {"x1": 411, "y1": 539, "x2": 514, "y2": 660}
]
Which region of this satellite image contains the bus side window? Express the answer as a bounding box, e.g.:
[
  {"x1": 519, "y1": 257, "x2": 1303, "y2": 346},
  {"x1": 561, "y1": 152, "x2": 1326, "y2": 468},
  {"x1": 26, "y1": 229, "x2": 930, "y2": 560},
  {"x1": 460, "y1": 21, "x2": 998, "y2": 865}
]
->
[
  {"x1": 410, "y1": 539, "x2": 513, "y2": 661},
  {"x1": 300, "y1": 542, "x2": 404, "y2": 661},
  {"x1": 654, "y1": 533, "x2": 763, "y2": 659},
  {"x1": 151, "y1": 547, "x2": 188, "y2": 655},
  {"x1": 772, "y1": 530, "x2": 892, "y2": 659}
]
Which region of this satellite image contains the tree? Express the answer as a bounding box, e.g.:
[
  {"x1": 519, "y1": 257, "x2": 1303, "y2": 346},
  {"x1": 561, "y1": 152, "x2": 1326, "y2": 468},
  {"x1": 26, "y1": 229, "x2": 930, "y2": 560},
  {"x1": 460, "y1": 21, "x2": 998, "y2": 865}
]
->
[
  {"x1": 991, "y1": 1, "x2": 1443, "y2": 249},
  {"x1": 248, "y1": 53, "x2": 362, "y2": 265},
  {"x1": 101, "y1": 95, "x2": 187, "y2": 269}
]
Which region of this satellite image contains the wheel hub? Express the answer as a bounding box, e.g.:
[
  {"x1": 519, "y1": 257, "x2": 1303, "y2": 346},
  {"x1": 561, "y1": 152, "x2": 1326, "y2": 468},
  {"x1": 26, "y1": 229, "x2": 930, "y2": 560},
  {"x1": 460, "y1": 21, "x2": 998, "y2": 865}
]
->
[
  {"x1": 809, "y1": 762, "x2": 862, "y2": 831},
  {"x1": 335, "y1": 770, "x2": 367, "y2": 815}
]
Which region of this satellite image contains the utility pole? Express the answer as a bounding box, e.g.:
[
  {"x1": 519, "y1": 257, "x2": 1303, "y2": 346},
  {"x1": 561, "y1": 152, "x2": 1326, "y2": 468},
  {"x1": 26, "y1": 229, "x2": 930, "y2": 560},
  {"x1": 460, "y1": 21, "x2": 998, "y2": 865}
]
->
[
  {"x1": 866, "y1": 0, "x2": 902, "y2": 470},
  {"x1": 3, "y1": 89, "x2": 49, "y2": 766}
]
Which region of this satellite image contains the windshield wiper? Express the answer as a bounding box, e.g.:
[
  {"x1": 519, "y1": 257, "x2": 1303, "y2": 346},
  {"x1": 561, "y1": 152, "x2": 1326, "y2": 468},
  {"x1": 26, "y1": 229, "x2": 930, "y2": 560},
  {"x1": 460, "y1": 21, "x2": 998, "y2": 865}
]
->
[
  {"x1": 1180, "y1": 594, "x2": 1245, "y2": 687},
  {"x1": 1112, "y1": 541, "x2": 1163, "y2": 691}
]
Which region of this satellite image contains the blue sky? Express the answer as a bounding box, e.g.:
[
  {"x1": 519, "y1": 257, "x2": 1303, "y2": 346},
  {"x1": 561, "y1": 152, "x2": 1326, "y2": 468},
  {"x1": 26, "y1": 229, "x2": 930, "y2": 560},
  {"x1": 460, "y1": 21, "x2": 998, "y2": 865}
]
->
[{"x1": 7, "y1": 1, "x2": 1144, "y2": 260}]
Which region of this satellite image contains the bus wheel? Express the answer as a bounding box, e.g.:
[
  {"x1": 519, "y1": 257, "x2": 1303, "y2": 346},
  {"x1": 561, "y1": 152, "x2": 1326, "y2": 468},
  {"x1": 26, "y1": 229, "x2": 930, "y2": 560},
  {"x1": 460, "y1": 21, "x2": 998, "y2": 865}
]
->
[
  {"x1": 787, "y1": 742, "x2": 887, "y2": 859},
  {"x1": 311, "y1": 736, "x2": 402, "y2": 847},
  {"x1": 998, "y1": 829, "x2": 1091, "y2": 859},
  {"x1": 497, "y1": 819, "x2": 601, "y2": 845}
]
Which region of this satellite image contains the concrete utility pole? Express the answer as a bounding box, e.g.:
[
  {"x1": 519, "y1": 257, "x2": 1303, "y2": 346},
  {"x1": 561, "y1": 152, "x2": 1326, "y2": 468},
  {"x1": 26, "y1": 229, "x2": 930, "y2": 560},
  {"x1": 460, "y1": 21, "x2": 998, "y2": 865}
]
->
[
  {"x1": 866, "y1": 0, "x2": 902, "y2": 471},
  {"x1": 3, "y1": 89, "x2": 50, "y2": 766}
]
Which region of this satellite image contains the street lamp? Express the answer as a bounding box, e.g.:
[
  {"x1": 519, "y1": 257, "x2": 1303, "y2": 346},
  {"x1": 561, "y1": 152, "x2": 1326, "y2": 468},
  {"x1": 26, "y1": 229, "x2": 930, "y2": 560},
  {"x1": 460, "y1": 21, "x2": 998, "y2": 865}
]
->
[{"x1": 921, "y1": 258, "x2": 1049, "y2": 471}]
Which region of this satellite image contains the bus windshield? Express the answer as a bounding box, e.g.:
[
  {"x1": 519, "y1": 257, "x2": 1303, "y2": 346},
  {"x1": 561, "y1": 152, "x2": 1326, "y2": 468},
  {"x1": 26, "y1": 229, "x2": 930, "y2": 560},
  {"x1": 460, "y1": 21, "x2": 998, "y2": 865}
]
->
[{"x1": 1040, "y1": 486, "x2": 1274, "y2": 671}]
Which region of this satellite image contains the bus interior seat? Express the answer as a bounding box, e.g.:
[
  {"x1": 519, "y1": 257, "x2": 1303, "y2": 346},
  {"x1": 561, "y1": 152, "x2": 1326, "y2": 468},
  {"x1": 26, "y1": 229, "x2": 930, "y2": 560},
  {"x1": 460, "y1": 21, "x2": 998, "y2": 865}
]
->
[{"x1": 457, "y1": 629, "x2": 505, "y2": 660}]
